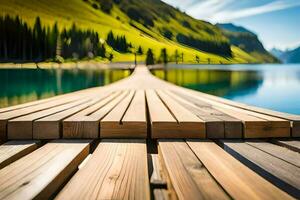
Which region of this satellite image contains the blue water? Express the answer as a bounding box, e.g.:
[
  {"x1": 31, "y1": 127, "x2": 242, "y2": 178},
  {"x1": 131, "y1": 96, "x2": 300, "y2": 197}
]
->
[{"x1": 152, "y1": 64, "x2": 300, "y2": 115}]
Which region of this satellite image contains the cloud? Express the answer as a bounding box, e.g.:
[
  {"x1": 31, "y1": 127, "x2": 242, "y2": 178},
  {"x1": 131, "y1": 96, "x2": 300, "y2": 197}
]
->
[
  {"x1": 163, "y1": 0, "x2": 300, "y2": 23},
  {"x1": 209, "y1": 0, "x2": 300, "y2": 22}
]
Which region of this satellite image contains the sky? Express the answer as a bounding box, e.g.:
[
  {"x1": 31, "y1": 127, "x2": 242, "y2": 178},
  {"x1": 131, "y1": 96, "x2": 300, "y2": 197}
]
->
[{"x1": 162, "y1": 0, "x2": 300, "y2": 50}]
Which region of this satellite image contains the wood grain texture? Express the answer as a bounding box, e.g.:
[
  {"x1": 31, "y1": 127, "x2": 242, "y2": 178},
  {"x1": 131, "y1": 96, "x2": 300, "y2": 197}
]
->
[
  {"x1": 272, "y1": 139, "x2": 300, "y2": 153},
  {"x1": 7, "y1": 98, "x2": 91, "y2": 139},
  {"x1": 0, "y1": 140, "x2": 39, "y2": 169},
  {"x1": 100, "y1": 90, "x2": 147, "y2": 138},
  {"x1": 56, "y1": 139, "x2": 150, "y2": 200},
  {"x1": 168, "y1": 90, "x2": 243, "y2": 138},
  {"x1": 33, "y1": 92, "x2": 113, "y2": 139},
  {"x1": 187, "y1": 140, "x2": 293, "y2": 200},
  {"x1": 246, "y1": 140, "x2": 300, "y2": 167},
  {"x1": 158, "y1": 139, "x2": 229, "y2": 200},
  {"x1": 147, "y1": 90, "x2": 205, "y2": 138},
  {"x1": 221, "y1": 140, "x2": 300, "y2": 198},
  {"x1": 173, "y1": 89, "x2": 291, "y2": 138},
  {"x1": 0, "y1": 140, "x2": 91, "y2": 200},
  {"x1": 150, "y1": 154, "x2": 167, "y2": 187},
  {"x1": 63, "y1": 91, "x2": 127, "y2": 138}
]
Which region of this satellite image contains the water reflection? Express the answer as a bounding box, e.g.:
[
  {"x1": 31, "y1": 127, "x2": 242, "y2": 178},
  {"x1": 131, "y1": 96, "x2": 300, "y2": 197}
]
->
[
  {"x1": 0, "y1": 68, "x2": 130, "y2": 108},
  {"x1": 152, "y1": 68, "x2": 263, "y2": 97},
  {"x1": 152, "y1": 64, "x2": 300, "y2": 115}
]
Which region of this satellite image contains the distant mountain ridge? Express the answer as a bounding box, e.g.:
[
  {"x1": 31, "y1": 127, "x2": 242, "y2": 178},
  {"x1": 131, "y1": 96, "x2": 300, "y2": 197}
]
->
[
  {"x1": 217, "y1": 23, "x2": 280, "y2": 63},
  {"x1": 271, "y1": 46, "x2": 300, "y2": 63},
  {"x1": 0, "y1": 0, "x2": 276, "y2": 63}
]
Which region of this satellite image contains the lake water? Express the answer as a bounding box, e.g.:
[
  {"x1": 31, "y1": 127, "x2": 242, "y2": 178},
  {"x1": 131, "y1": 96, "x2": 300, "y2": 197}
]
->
[
  {"x1": 0, "y1": 68, "x2": 130, "y2": 108},
  {"x1": 1, "y1": 64, "x2": 300, "y2": 115},
  {"x1": 152, "y1": 64, "x2": 300, "y2": 115}
]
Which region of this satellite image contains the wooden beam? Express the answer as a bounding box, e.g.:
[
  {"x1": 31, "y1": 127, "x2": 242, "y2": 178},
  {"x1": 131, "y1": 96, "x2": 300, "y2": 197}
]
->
[
  {"x1": 158, "y1": 139, "x2": 229, "y2": 200},
  {"x1": 187, "y1": 140, "x2": 293, "y2": 200},
  {"x1": 0, "y1": 140, "x2": 91, "y2": 200},
  {"x1": 221, "y1": 140, "x2": 300, "y2": 198},
  {"x1": 101, "y1": 90, "x2": 147, "y2": 138},
  {"x1": 0, "y1": 140, "x2": 39, "y2": 169},
  {"x1": 56, "y1": 139, "x2": 150, "y2": 200}
]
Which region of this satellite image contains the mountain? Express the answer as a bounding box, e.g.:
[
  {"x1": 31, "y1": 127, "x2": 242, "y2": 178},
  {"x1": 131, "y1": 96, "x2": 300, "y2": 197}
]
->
[
  {"x1": 217, "y1": 23, "x2": 280, "y2": 63},
  {"x1": 271, "y1": 46, "x2": 300, "y2": 63},
  {"x1": 270, "y1": 48, "x2": 285, "y2": 58},
  {"x1": 0, "y1": 0, "x2": 264, "y2": 63}
]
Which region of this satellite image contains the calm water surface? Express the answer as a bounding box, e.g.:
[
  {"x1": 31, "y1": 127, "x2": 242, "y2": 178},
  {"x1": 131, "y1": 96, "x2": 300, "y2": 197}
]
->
[
  {"x1": 152, "y1": 64, "x2": 300, "y2": 115},
  {"x1": 1, "y1": 64, "x2": 300, "y2": 115},
  {"x1": 0, "y1": 67, "x2": 130, "y2": 108}
]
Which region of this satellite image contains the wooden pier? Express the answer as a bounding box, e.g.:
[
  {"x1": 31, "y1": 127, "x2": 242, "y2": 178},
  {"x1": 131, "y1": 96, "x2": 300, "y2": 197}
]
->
[{"x1": 0, "y1": 66, "x2": 299, "y2": 199}]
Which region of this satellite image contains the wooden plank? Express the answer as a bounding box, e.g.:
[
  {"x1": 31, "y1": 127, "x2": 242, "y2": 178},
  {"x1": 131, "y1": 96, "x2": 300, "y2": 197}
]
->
[
  {"x1": 221, "y1": 140, "x2": 300, "y2": 198},
  {"x1": 101, "y1": 90, "x2": 147, "y2": 138},
  {"x1": 158, "y1": 139, "x2": 229, "y2": 200},
  {"x1": 56, "y1": 139, "x2": 150, "y2": 200},
  {"x1": 146, "y1": 90, "x2": 205, "y2": 138},
  {"x1": 0, "y1": 140, "x2": 91, "y2": 200},
  {"x1": 7, "y1": 98, "x2": 91, "y2": 139},
  {"x1": 173, "y1": 89, "x2": 291, "y2": 138},
  {"x1": 182, "y1": 87, "x2": 300, "y2": 137},
  {"x1": 246, "y1": 140, "x2": 300, "y2": 167},
  {"x1": 272, "y1": 139, "x2": 300, "y2": 153},
  {"x1": 63, "y1": 91, "x2": 128, "y2": 138},
  {"x1": 0, "y1": 94, "x2": 85, "y2": 141},
  {"x1": 150, "y1": 154, "x2": 167, "y2": 187},
  {"x1": 171, "y1": 90, "x2": 243, "y2": 138},
  {"x1": 167, "y1": 90, "x2": 242, "y2": 138},
  {"x1": 153, "y1": 189, "x2": 170, "y2": 200},
  {"x1": 33, "y1": 91, "x2": 115, "y2": 139},
  {"x1": 0, "y1": 140, "x2": 39, "y2": 169},
  {"x1": 187, "y1": 140, "x2": 293, "y2": 200}
]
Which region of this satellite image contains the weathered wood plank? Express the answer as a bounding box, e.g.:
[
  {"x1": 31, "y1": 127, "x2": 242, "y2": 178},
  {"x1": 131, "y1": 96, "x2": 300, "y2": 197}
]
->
[
  {"x1": 63, "y1": 91, "x2": 127, "y2": 138},
  {"x1": 158, "y1": 139, "x2": 229, "y2": 200},
  {"x1": 246, "y1": 140, "x2": 300, "y2": 168},
  {"x1": 0, "y1": 94, "x2": 84, "y2": 140},
  {"x1": 150, "y1": 154, "x2": 167, "y2": 187},
  {"x1": 8, "y1": 98, "x2": 91, "y2": 139},
  {"x1": 56, "y1": 139, "x2": 150, "y2": 200},
  {"x1": 272, "y1": 139, "x2": 300, "y2": 153},
  {"x1": 147, "y1": 90, "x2": 205, "y2": 138},
  {"x1": 33, "y1": 92, "x2": 114, "y2": 139},
  {"x1": 221, "y1": 140, "x2": 300, "y2": 198},
  {"x1": 183, "y1": 87, "x2": 300, "y2": 137},
  {"x1": 187, "y1": 140, "x2": 293, "y2": 200},
  {"x1": 153, "y1": 189, "x2": 170, "y2": 200},
  {"x1": 101, "y1": 90, "x2": 147, "y2": 138},
  {"x1": 0, "y1": 140, "x2": 39, "y2": 169},
  {"x1": 0, "y1": 140, "x2": 91, "y2": 200},
  {"x1": 173, "y1": 89, "x2": 290, "y2": 138},
  {"x1": 171, "y1": 90, "x2": 243, "y2": 138}
]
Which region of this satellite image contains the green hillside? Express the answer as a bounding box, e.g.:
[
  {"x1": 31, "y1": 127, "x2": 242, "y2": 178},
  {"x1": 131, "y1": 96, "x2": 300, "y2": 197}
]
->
[
  {"x1": 217, "y1": 23, "x2": 280, "y2": 63},
  {"x1": 0, "y1": 0, "x2": 260, "y2": 64}
]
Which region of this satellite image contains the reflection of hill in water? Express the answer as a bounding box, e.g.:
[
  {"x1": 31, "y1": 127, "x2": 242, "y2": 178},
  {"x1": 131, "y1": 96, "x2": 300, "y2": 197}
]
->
[
  {"x1": 152, "y1": 69, "x2": 263, "y2": 97},
  {"x1": 0, "y1": 69, "x2": 130, "y2": 107}
]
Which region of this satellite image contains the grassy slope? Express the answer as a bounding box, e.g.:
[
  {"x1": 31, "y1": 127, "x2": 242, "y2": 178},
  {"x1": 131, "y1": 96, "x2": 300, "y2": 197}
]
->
[{"x1": 0, "y1": 0, "x2": 258, "y2": 64}]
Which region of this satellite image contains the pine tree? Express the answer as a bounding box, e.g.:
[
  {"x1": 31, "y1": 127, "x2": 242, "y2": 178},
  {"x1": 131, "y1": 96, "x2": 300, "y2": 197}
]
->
[
  {"x1": 146, "y1": 48, "x2": 154, "y2": 65},
  {"x1": 137, "y1": 46, "x2": 143, "y2": 55},
  {"x1": 160, "y1": 48, "x2": 168, "y2": 64}
]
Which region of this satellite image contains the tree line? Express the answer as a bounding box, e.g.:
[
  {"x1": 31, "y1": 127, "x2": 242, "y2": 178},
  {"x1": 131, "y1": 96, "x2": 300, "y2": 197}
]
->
[
  {"x1": 145, "y1": 48, "x2": 205, "y2": 65},
  {"x1": 0, "y1": 15, "x2": 132, "y2": 62}
]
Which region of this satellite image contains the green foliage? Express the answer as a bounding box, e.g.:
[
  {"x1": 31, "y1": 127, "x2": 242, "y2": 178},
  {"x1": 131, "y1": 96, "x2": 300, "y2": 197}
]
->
[
  {"x1": 137, "y1": 46, "x2": 143, "y2": 55},
  {"x1": 106, "y1": 31, "x2": 131, "y2": 53},
  {"x1": 0, "y1": 15, "x2": 106, "y2": 62},
  {"x1": 159, "y1": 48, "x2": 168, "y2": 64},
  {"x1": 176, "y1": 33, "x2": 232, "y2": 57},
  {"x1": 146, "y1": 48, "x2": 154, "y2": 65},
  {"x1": 0, "y1": 0, "x2": 264, "y2": 64}
]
